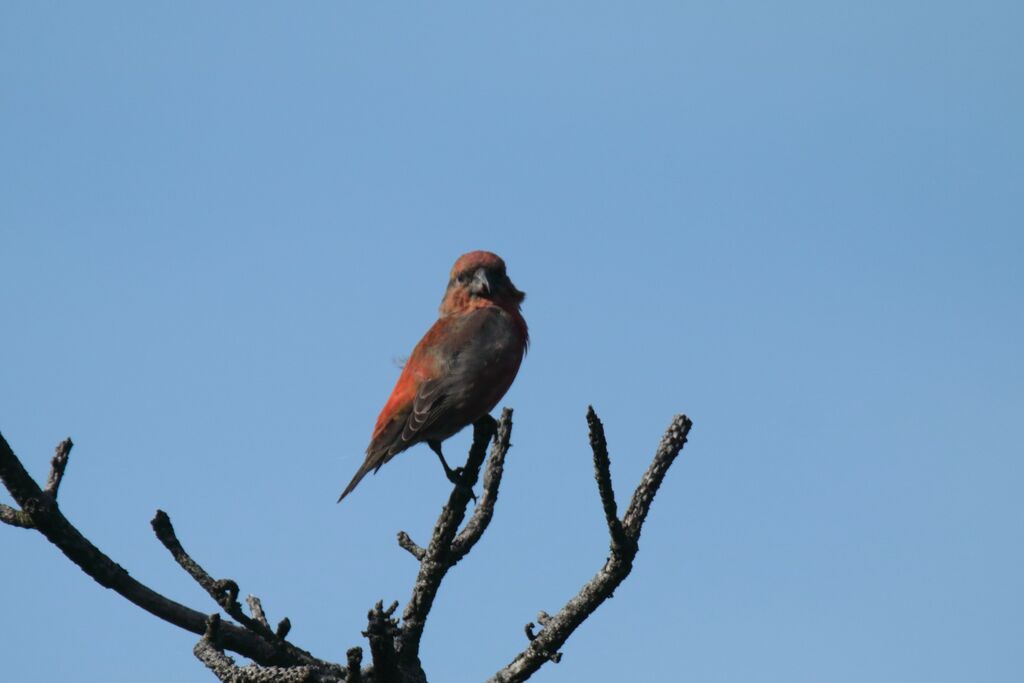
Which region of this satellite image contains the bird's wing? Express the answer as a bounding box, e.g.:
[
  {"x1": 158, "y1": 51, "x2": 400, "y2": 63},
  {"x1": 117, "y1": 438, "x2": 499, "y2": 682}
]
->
[
  {"x1": 395, "y1": 306, "x2": 522, "y2": 449},
  {"x1": 337, "y1": 323, "x2": 453, "y2": 502},
  {"x1": 339, "y1": 306, "x2": 523, "y2": 502},
  {"x1": 399, "y1": 377, "x2": 448, "y2": 448},
  {"x1": 337, "y1": 379, "x2": 448, "y2": 502}
]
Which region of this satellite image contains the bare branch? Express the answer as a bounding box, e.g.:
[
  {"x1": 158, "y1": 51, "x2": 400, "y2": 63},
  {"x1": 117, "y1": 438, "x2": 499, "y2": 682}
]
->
[
  {"x1": 621, "y1": 414, "x2": 694, "y2": 541},
  {"x1": 0, "y1": 438, "x2": 73, "y2": 530},
  {"x1": 151, "y1": 510, "x2": 233, "y2": 608},
  {"x1": 489, "y1": 411, "x2": 693, "y2": 683},
  {"x1": 450, "y1": 408, "x2": 513, "y2": 562},
  {"x1": 0, "y1": 502, "x2": 34, "y2": 528},
  {"x1": 363, "y1": 601, "x2": 400, "y2": 683},
  {"x1": 151, "y1": 509, "x2": 286, "y2": 644},
  {"x1": 193, "y1": 614, "x2": 244, "y2": 682},
  {"x1": 521, "y1": 616, "x2": 562, "y2": 664},
  {"x1": 43, "y1": 438, "x2": 73, "y2": 497},
  {"x1": 4, "y1": 406, "x2": 691, "y2": 683},
  {"x1": 345, "y1": 648, "x2": 363, "y2": 683},
  {"x1": 194, "y1": 614, "x2": 323, "y2": 683},
  {"x1": 396, "y1": 531, "x2": 425, "y2": 561},
  {"x1": 586, "y1": 406, "x2": 627, "y2": 552},
  {"x1": 395, "y1": 413, "x2": 501, "y2": 670},
  {"x1": 0, "y1": 432, "x2": 319, "y2": 667},
  {"x1": 276, "y1": 618, "x2": 293, "y2": 640},
  {"x1": 247, "y1": 595, "x2": 271, "y2": 630}
]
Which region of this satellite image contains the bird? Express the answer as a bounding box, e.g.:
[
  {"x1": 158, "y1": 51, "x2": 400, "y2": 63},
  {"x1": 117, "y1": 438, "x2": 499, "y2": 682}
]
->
[{"x1": 338, "y1": 250, "x2": 528, "y2": 501}]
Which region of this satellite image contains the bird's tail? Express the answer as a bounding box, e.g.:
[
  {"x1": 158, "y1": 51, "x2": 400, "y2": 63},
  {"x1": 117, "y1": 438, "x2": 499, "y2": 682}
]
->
[
  {"x1": 337, "y1": 449, "x2": 388, "y2": 502},
  {"x1": 337, "y1": 465, "x2": 371, "y2": 502}
]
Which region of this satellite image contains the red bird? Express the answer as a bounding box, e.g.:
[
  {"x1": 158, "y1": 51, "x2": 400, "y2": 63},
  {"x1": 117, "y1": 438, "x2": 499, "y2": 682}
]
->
[{"x1": 338, "y1": 251, "x2": 528, "y2": 501}]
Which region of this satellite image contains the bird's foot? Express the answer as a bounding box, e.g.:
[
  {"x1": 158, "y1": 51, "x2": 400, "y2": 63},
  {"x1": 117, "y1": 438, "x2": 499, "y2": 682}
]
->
[
  {"x1": 445, "y1": 467, "x2": 478, "y2": 503},
  {"x1": 475, "y1": 414, "x2": 499, "y2": 443},
  {"x1": 431, "y1": 441, "x2": 478, "y2": 502}
]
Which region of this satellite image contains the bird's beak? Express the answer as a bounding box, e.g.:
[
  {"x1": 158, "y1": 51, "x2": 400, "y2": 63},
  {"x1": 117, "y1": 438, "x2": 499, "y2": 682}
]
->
[{"x1": 470, "y1": 268, "x2": 491, "y2": 296}]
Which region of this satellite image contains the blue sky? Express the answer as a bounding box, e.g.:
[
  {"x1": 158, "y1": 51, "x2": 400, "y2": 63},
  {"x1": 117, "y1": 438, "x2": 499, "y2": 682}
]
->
[{"x1": 2, "y1": 2, "x2": 1021, "y2": 681}]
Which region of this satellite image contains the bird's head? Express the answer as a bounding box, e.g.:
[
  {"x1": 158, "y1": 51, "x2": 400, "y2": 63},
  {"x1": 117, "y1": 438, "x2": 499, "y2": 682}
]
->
[{"x1": 441, "y1": 251, "x2": 525, "y2": 315}]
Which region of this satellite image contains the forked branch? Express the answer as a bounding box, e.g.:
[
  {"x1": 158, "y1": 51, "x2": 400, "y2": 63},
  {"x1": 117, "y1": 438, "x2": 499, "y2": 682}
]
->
[
  {"x1": 1, "y1": 406, "x2": 692, "y2": 683},
  {"x1": 490, "y1": 409, "x2": 693, "y2": 683},
  {"x1": 0, "y1": 431, "x2": 338, "y2": 671}
]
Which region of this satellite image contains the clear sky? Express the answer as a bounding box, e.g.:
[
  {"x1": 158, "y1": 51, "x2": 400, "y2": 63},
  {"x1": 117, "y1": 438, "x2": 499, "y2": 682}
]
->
[{"x1": 2, "y1": 2, "x2": 1021, "y2": 682}]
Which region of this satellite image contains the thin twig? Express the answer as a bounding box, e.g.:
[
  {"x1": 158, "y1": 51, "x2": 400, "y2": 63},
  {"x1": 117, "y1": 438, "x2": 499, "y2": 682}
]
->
[
  {"x1": 0, "y1": 432, "x2": 318, "y2": 667},
  {"x1": 276, "y1": 618, "x2": 292, "y2": 639},
  {"x1": 489, "y1": 411, "x2": 693, "y2": 683},
  {"x1": 586, "y1": 406, "x2": 628, "y2": 552},
  {"x1": 621, "y1": 414, "x2": 693, "y2": 541},
  {"x1": 2, "y1": 438, "x2": 74, "y2": 529},
  {"x1": 43, "y1": 438, "x2": 73, "y2": 498},
  {"x1": 151, "y1": 509, "x2": 288, "y2": 645},
  {"x1": 450, "y1": 408, "x2": 513, "y2": 562},
  {"x1": 247, "y1": 595, "x2": 271, "y2": 630},
  {"x1": 0, "y1": 502, "x2": 34, "y2": 528},
  {"x1": 151, "y1": 510, "x2": 232, "y2": 606},
  {"x1": 396, "y1": 413, "x2": 500, "y2": 669},
  {"x1": 396, "y1": 531, "x2": 425, "y2": 561}
]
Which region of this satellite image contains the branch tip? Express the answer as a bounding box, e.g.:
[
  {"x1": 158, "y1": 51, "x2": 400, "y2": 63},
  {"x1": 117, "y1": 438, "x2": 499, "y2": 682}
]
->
[
  {"x1": 276, "y1": 618, "x2": 291, "y2": 639},
  {"x1": 43, "y1": 438, "x2": 73, "y2": 498},
  {"x1": 491, "y1": 411, "x2": 693, "y2": 682},
  {"x1": 346, "y1": 647, "x2": 363, "y2": 683},
  {"x1": 204, "y1": 613, "x2": 223, "y2": 643},
  {"x1": 587, "y1": 406, "x2": 627, "y2": 550},
  {"x1": 397, "y1": 530, "x2": 425, "y2": 560},
  {"x1": 246, "y1": 595, "x2": 270, "y2": 629},
  {"x1": 0, "y1": 503, "x2": 34, "y2": 528}
]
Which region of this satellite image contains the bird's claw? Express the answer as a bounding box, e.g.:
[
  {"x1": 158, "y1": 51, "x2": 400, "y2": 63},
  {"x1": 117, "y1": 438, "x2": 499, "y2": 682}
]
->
[{"x1": 445, "y1": 467, "x2": 478, "y2": 502}]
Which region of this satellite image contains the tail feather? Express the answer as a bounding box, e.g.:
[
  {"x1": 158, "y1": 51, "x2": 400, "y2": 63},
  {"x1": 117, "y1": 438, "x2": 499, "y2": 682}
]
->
[
  {"x1": 337, "y1": 447, "x2": 390, "y2": 502},
  {"x1": 340, "y1": 417, "x2": 413, "y2": 502},
  {"x1": 337, "y1": 462, "x2": 373, "y2": 502}
]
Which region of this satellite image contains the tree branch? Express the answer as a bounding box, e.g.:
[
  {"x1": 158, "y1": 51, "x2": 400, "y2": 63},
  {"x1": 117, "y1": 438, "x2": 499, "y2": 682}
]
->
[
  {"x1": 43, "y1": 438, "x2": 73, "y2": 497},
  {"x1": 395, "y1": 411, "x2": 504, "y2": 671},
  {"x1": 3, "y1": 406, "x2": 693, "y2": 683},
  {"x1": 489, "y1": 411, "x2": 693, "y2": 683},
  {"x1": 621, "y1": 414, "x2": 693, "y2": 541},
  {"x1": 0, "y1": 432, "x2": 318, "y2": 668},
  {"x1": 194, "y1": 614, "x2": 326, "y2": 683},
  {"x1": 247, "y1": 595, "x2": 272, "y2": 630},
  {"x1": 151, "y1": 509, "x2": 288, "y2": 645},
  {"x1": 0, "y1": 502, "x2": 34, "y2": 528},
  {"x1": 345, "y1": 648, "x2": 364, "y2": 683},
  {"x1": 1, "y1": 438, "x2": 73, "y2": 530},
  {"x1": 586, "y1": 406, "x2": 628, "y2": 552},
  {"x1": 396, "y1": 531, "x2": 425, "y2": 561},
  {"x1": 364, "y1": 601, "x2": 401, "y2": 683},
  {"x1": 450, "y1": 408, "x2": 513, "y2": 562}
]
